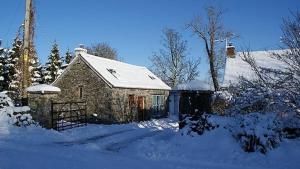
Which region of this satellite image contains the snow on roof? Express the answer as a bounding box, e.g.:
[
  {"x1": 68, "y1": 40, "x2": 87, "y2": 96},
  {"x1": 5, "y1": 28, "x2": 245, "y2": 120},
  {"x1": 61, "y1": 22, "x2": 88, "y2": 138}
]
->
[
  {"x1": 26, "y1": 84, "x2": 61, "y2": 93},
  {"x1": 223, "y1": 50, "x2": 286, "y2": 87},
  {"x1": 174, "y1": 79, "x2": 214, "y2": 91},
  {"x1": 80, "y1": 53, "x2": 171, "y2": 90}
]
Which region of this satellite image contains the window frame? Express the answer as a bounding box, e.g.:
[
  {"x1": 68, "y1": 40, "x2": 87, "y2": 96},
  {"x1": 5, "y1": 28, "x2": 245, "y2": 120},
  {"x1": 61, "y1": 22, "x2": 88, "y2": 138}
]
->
[{"x1": 151, "y1": 95, "x2": 165, "y2": 115}]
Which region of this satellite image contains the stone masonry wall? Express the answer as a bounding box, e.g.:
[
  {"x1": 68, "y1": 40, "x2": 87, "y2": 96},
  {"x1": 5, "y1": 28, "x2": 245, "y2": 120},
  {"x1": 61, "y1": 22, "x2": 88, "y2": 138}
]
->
[
  {"x1": 27, "y1": 92, "x2": 59, "y2": 128},
  {"x1": 110, "y1": 88, "x2": 169, "y2": 123},
  {"x1": 53, "y1": 56, "x2": 113, "y2": 120}
]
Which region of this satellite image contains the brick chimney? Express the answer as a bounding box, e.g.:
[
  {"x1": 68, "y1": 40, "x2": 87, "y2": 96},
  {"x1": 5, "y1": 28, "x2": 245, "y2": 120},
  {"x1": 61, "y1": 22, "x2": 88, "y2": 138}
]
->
[
  {"x1": 226, "y1": 43, "x2": 235, "y2": 58},
  {"x1": 74, "y1": 44, "x2": 87, "y2": 57}
]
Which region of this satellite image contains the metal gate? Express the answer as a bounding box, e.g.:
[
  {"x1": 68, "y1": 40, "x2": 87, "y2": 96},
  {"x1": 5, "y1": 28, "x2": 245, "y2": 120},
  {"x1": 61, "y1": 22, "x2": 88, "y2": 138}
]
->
[{"x1": 51, "y1": 101, "x2": 87, "y2": 131}]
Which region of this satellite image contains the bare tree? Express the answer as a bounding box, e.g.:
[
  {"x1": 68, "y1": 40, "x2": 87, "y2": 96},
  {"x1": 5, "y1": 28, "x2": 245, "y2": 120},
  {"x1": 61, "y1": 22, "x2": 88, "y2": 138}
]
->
[
  {"x1": 187, "y1": 6, "x2": 232, "y2": 91},
  {"x1": 87, "y1": 43, "x2": 118, "y2": 60},
  {"x1": 241, "y1": 11, "x2": 300, "y2": 95},
  {"x1": 150, "y1": 28, "x2": 200, "y2": 88},
  {"x1": 229, "y1": 11, "x2": 300, "y2": 119}
]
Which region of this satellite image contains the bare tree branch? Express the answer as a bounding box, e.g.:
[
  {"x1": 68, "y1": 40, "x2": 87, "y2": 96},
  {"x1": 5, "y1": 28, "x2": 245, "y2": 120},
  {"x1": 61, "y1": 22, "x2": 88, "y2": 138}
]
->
[
  {"x1": 187, "y1": 6, "x2": 232, "y2": 91},
  {"x1": 149, "y1": 28, "x2": 200, "y2": 88},
  {"x1": 87, "y1": 43, "x2": 118, "y2": 60}
]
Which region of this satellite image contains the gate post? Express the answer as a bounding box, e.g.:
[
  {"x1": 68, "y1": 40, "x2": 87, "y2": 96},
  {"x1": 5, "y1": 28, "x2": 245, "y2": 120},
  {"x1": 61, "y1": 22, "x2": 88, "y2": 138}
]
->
[{"x1": 26, "y1": 84, "x2": 61, "y2": 129}]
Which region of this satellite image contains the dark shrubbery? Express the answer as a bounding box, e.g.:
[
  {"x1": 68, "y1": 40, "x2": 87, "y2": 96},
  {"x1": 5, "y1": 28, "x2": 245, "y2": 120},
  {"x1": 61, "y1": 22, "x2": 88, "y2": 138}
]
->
[{"x1": 180, "y1": 114, "x2": 219, "y2": 136}]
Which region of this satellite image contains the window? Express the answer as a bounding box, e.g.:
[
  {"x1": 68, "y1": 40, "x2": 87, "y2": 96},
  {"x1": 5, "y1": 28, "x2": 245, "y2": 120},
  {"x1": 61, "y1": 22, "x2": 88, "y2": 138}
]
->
[
  {"x1": 129, "y1": 95, "x2": 135, "y2": 107},
  {"x1": 107, "y1": 68, "x2": 118, "y2": 79},
  {"x1": 79, "y1": 87, "x2": 83, "y2": 99},
  {"x1": 148, "y1": 75, "x2": 156, "y2": 80},
  {"x1": 151, "y1": 95, "x2": 164, "y2": 116}
]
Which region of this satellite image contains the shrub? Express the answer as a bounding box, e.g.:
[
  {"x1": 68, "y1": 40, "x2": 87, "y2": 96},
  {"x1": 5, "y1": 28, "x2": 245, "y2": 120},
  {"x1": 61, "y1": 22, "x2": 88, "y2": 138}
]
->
[
  {"x1": 228, "y1": 113, "x2": 281, "y2": 154},
  {"x1": 180, "y1": 114, "x2": 219, "y2": 136},
  {"x1": 0, "y1": 92, "x2": 35, "y2": 127}
]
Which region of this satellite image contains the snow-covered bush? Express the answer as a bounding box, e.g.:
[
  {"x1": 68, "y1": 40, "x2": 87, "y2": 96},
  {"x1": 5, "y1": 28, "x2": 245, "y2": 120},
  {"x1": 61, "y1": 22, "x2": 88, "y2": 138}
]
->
[
  {"x1": 226, "y1": 81, "x2": 300, "y2": 153},
  {"x1": 227, "y1": 80, "x2": 299, "y2": 116},
  {"x1": 0, "y1": 92, "x2": 35, "y2": 127},
  {"x1": 212, "y1": 90, "x2": 232, "y2": 115},
  {"x1": 180, "y1": 114, "x2": 219, "y2": 136},
  {"x1": 228, "y1": 113, "x2": 281, "y2": 154}
]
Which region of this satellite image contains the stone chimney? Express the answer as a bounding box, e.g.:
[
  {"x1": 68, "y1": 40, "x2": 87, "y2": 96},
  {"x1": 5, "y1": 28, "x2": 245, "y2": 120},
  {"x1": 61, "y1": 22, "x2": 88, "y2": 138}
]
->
[
  {"x1": 74, "y1": 44, "x2": 87, "y2": 57},
  {"x1": 226, "y1": 43, "x2": 235, "y2": 58}
]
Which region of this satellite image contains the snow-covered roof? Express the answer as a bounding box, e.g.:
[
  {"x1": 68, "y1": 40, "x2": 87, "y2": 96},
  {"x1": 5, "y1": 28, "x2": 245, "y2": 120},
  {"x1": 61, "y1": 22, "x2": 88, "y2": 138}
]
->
[
  {"x1": 26, "y1": 84, "x2": 61, "y2": 93},
  {"x1": 78, "y1": 53, "x2": 170, "y2": 90},
  {"x1": 222, "y1": 50, "x2": 286, "y2": 87},
  {"x1": 174, "y1": 79, "x2": 214, "y2": 91}
]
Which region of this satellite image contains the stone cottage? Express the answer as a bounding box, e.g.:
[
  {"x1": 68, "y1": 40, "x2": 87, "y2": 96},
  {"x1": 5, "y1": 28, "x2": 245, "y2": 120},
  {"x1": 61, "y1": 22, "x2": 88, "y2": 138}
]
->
[{"x1": 52, "y1": 47, "x2": 171, "y2": 123}]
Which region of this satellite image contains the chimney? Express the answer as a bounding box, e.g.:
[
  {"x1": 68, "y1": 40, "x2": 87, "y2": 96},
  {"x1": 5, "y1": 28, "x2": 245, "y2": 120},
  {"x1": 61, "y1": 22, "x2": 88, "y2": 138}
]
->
[
  {"x1": 74, "y1": 44, "x2": 87, "y2": 57},
  {"x1": 226, "y1": 43, "x2": 235, "y2": 58}
]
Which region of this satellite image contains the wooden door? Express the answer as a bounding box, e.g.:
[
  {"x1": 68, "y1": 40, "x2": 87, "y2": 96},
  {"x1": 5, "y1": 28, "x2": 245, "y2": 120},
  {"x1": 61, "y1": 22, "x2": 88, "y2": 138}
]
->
[{"x1": 137, "y1": 96, "x2": 145, "y2": 121}]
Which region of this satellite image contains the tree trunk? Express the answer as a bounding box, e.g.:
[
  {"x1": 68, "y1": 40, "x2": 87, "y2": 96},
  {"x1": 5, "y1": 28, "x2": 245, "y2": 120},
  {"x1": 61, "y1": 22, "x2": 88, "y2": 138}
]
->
[{"x1": 209, "y1": 56, "x2": 219, "y2": 91}]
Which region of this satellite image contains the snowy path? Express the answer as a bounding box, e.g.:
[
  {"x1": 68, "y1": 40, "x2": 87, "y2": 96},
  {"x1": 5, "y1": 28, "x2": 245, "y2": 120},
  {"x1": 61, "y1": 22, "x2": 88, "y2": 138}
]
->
[
  {"x1": 0, "y1": 119, "x2": 299, "y2": 169},
  {"x1": 105, "y1": 130, "x2": 162, "y2": 151},
  {"x1": 54, "y1": 128, "x2": 135, "y2": 146},
  {"x1": 54, "y1": 127, "x2": 163, "y2": 152}
]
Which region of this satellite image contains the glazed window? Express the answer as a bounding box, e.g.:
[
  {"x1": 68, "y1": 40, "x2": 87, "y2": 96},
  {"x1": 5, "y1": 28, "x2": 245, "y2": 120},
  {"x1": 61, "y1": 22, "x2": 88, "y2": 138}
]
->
[
  {"x1": 152, "y1": 95, "x2": 164, "y2": 114},
  {"x1": 148, "y1": 75, "x2": 156, "y2": 80},
  {"x1": 129, "y1": 94, "x2": 135, "y2": 106},
  {"x1": 107, "y1": 68, "x2": 119, "y2": 79}
]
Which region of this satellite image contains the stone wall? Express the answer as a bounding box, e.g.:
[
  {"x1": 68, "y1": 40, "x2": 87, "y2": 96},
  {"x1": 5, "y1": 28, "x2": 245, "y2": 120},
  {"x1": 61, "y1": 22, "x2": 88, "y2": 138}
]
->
[
  {"x1": 53, "y1": 56, "x2": 169, "y2": 124},
  {"x1": 110, "y1": 88, "x2": 169, "y2": 123},
  {"x1": 27, "y1": 92, "x2": 59, "y2": 128}
]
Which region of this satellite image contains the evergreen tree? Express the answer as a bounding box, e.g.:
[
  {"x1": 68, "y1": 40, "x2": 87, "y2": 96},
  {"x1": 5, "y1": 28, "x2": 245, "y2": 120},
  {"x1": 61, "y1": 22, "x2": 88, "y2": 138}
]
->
[
  {"x1": 65, "y1": 49, "x2": 73, "y2": 64},
  {"x1": 44, "y1": 42, "x2": 63, "y2": 84},
  {"x1": 30, "y1": 55, "x2": 43, "y2": 85},
  {"x1": 29, "y1": 43, "x2": 43, "y2": 85},
  {"x1": 5, "y1": 37, "x2": 22, "y2": 92},
  {"x1": 61, "y1": 49, "x2": 73, "y2": 70},
  {"x1": 0, "y1": 47, "x2": 6, "y2": 91},
  {"x1": 39, "y1": 65, "x2": 46, "y2": 84}
]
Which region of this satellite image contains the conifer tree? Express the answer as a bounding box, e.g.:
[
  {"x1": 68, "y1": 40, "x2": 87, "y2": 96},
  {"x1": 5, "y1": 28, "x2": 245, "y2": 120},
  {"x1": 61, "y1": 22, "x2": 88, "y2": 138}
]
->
[
  {"x1": 61, "y1": 49, "x2": 73, "y2": 70},
  {"x1": 30, "y1": 55, "x2": 42, "y2": 85},
  {"x1": 44, "y1": 42, "x2": 63, "y2": 84},
  {"x1": 5, "y1": 37, "x2": 22, "y2": 92},
  {"x1": 29, "y1": 43, "x2": 42, "y2": 85},
  {"x1": 0, "y1": 47, "x2": 6, "y2": 91},
  {"x1": 65, "y1": 49, "x2": 73, "y2": 64},
  {"x1": 38, "y1": 65, "x2": 46, "y2": 84}
]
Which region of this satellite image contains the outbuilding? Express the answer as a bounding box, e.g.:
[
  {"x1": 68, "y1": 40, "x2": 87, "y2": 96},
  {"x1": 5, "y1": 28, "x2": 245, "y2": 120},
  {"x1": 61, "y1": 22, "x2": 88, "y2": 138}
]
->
[{"x1": 169, "y1": 80, "x2": 214, "y2": 119}]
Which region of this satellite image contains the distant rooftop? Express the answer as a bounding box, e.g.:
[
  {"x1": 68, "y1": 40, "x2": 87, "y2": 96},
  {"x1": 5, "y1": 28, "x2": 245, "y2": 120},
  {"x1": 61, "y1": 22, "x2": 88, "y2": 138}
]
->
[{"x1": 222, "y1": 49, "x2": 287, "y2": 87}]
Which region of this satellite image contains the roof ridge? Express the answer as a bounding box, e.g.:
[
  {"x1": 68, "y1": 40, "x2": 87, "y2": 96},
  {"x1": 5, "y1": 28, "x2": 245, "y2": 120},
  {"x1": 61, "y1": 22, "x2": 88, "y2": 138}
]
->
[{"x1": 83, "y1": 53, "x2": 146, "y2": 69}]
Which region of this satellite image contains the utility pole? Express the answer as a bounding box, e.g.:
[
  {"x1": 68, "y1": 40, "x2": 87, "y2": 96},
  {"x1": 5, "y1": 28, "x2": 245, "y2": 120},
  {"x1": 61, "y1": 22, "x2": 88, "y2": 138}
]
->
[{"x1": 21, "y1": 0, "x2": 32, "y2": 98}]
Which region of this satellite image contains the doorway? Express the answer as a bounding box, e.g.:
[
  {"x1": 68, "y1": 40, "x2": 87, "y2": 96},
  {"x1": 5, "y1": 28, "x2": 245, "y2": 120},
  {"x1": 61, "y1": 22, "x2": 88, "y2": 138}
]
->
[{"x1": 137, "y1": 96, "x2": 145, "y2": 121}]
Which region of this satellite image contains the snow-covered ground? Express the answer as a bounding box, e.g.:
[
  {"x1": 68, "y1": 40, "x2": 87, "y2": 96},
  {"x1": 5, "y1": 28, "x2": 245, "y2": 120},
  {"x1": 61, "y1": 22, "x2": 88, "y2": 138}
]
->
[{"x1": 0, "y1": 118, "x2": 299, "y2": 169}]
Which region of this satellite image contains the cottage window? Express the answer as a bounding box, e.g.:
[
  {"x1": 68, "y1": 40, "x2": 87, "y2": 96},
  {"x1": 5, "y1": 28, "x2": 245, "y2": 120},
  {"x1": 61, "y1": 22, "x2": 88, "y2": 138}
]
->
[
  {"x1": 129, "y1": 95, "x2": 135, "y2": 106},
  {"x1": 79, "y1": 87, "x2": 83, "y2": 99},
  {"x1": 107, "y1": 68, "x2": 118, "y2": 79},
  {"x1": 148, "y1": 75, "x2": 156, "y2": 80},
  {"x1": 151, "y1": 95, "x2": 164, "y2": 116}
]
